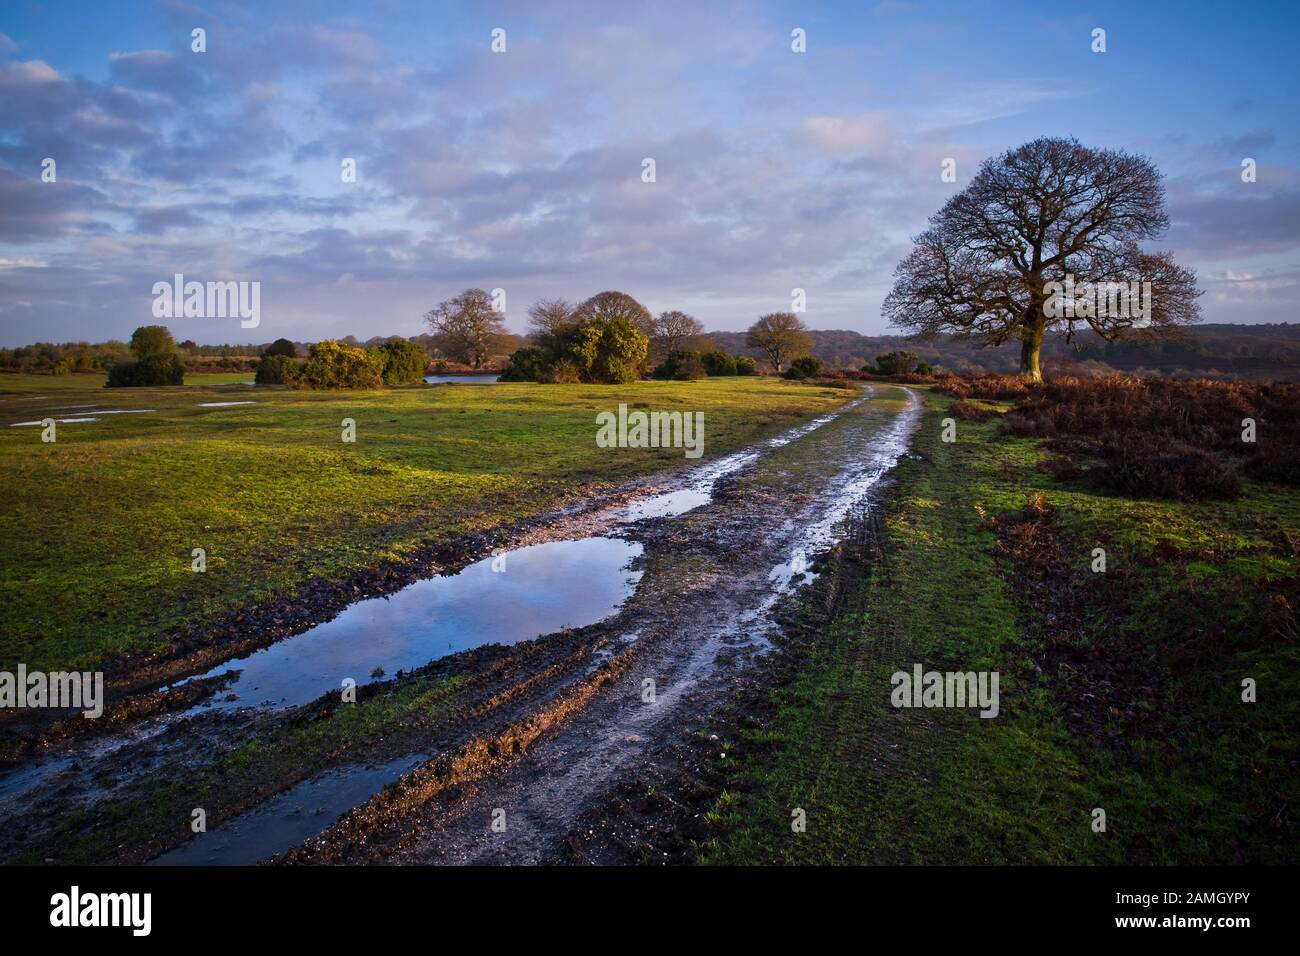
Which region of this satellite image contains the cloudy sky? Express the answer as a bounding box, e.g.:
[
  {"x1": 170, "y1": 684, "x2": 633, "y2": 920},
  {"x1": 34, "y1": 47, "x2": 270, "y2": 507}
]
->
[{"x1": 1, "y1": 0, "x2": 1297, "y2": 346}]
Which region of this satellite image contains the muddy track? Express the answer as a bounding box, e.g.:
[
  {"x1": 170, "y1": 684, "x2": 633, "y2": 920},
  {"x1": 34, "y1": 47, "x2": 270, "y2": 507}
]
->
[
  {"x1": 0, "y1": 390, "x2": 881, "y2": 864},
  {"x1": 1, "y1": 397, "x2": 863, "y2": 765},
  {"x1": 279, "y1": 386, "x2": 920, "y2": 865}
]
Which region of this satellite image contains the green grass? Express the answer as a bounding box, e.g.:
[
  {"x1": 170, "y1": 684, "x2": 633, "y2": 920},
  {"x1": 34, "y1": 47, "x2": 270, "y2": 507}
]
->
[
  {"x1": 0, "y1": 373, "x2": 850, "y2": 671},
  {"x1": 701, "y1": 389, "x2": 1300, "y2": 865}
]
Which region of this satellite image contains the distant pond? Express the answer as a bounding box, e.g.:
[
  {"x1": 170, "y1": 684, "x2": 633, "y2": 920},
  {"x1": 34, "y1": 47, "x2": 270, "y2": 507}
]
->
[{"x1": 423, "y1": 374, "x2": 502, "y2": 384}]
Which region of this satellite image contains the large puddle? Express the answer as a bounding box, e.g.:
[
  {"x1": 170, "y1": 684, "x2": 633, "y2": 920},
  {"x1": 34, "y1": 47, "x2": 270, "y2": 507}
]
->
[{"x1": 176, "y1": 536, "x2": 643, "y2": 712}]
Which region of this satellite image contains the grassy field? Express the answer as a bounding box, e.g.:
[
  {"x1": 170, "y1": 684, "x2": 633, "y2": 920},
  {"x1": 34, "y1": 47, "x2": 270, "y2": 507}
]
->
[
  {"x1": 0, "y1": 372, "x2": 850, "y2": 672},
  {"x1": 700, "y1": 388, "x2": 1299, "y2": 864}
]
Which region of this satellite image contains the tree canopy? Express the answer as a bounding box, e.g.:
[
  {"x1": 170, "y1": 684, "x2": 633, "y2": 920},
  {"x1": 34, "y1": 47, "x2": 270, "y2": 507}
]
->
[
  {"x1": 424, "y1": 288, "x2": 509, "y2": 368},
  {"x1": 883, "y1": 137, "x2": 1200, "y2": 382},
  {"x1": 746, "y1": 312, "x2": 812, "y2": 373}
]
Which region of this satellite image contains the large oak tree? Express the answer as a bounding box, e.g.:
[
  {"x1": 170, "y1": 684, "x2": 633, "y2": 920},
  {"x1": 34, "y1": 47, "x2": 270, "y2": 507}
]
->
[
  {"x1": 424, "y1": 288, "x2": 508, "y2": 368},
  {"x1": 883, "y1": 137, "x2": 1201, "y2": 382},
  {"x1": 573, "y1": 291, "x2": 654, "y2": 338}
]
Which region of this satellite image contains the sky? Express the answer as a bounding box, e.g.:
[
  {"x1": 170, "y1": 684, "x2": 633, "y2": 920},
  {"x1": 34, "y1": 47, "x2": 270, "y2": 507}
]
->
[{"x1": 0, "y1": 0, "x2": 1297, "y2": 346}]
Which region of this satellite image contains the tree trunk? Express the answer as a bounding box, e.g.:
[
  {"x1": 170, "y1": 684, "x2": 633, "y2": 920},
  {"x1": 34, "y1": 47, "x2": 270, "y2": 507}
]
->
[{"x1": 1019, "y1": 329, "x2": 1043, "y2": 383}]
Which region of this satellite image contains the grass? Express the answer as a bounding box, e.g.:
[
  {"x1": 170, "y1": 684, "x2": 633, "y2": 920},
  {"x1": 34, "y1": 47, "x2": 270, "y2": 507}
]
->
[
  {"x1": 700, "y1": 388, "x2": 1300, "y2": 864},
  {"x1": 0, "y1": 373, "x2": 850, "y2": 671}
]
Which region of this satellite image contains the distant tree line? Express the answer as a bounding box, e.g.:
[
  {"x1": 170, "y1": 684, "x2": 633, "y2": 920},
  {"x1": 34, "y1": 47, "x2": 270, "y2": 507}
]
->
[{"x1": 496, "y1": 291, "x2": 820, "y2": 384}]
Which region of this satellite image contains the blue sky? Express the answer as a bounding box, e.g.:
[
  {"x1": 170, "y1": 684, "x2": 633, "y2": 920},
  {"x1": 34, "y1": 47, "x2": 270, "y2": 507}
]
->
[{"x1": 1, "y1": 0, "x2": 1297, "y2": 345}]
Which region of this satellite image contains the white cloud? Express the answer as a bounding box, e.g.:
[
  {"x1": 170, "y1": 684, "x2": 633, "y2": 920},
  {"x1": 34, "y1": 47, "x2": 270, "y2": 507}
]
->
[{"x1": 801, "y1": 112, "x2": 894, "y2": 154}]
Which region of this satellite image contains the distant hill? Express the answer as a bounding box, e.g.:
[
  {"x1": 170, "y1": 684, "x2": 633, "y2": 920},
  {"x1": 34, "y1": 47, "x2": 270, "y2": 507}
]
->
[{"x1": 705, "y1": 324, "x2": 1300, "y2": 380}]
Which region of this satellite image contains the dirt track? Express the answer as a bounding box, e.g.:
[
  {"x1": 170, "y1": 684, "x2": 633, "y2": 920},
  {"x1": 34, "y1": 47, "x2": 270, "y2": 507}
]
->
[
  {"x1": 0, "y1": 385, "x2": 918, "y2": 865},
  {"x1": 282, "y1": 385, "x2": 919, "y2": 864}
]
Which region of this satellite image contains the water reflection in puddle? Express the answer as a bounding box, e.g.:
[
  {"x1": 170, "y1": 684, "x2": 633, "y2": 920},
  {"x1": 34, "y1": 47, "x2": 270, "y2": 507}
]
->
[
  {"x1": 625, "y1": 393, "x2": 869, "y2": 522},
  {"x1": 151, "y1": 752, "x2": 431, "y2": 866},
  {"x1": 179, "y1": 536, "x2": 643, "y2": 712}
]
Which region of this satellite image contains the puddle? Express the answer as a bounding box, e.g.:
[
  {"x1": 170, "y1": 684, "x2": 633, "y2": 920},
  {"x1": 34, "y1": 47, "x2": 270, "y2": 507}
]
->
[
  {"x1": 624, "y1": 391, "x2": 869, "y2": 522},
  {"x1": 0, "y1": 757, "x2": 73, "y2": 806},
  {"x1": 767, "y1": 387, "x2": 921, "y2": 597},
  {"x1": 150, "y1": 752, "x2": 431, "y2": 865},
  {"x1": 176, "y1": 536, "x2": 643, "y2": 712},
  {"x1": 197, "y1": 401, "x2": 257, "y2": 407},
  {"x1": 424, "y1": 374, "x2": 501, "y2": 384},
  {"x1": 9, "y1": 417, "x2": 98, "y2": 426}
]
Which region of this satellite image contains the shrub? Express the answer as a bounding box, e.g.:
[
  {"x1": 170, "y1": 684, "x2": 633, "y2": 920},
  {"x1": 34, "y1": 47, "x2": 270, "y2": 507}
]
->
[
  {"x1": 874, "y1": 350, "x2": 919, "y2": 375},
  {"x1": 298, "y1": 340, "x2": 385, "y2": 389},
  {"x1": 653, "y1": 350, "x2": 707, "y2": 381},
  {"x1": 499, "y1": 346, "x2": 549, "y2": 382},
  {"x1": 377, "y1": 338, "x2": 427, "y2": 384},
  {"x1": 674, "y1": 356, "x2": 707, "y2": 380},
  {"x1": 263, "y1": 337, "x2": 298, "y2": 358},
  {"x1": 915, "y1": 360, "x2": 935, "y2": 376},
  {"x1": 700, "y1": 350, "x2": 738, "y2": 376},
  {"x1": 106, "y1": 353, "x2": 185, "y2": 387},
  {"x1": 568, "y1": 316, "x2": 649, "y2": 384},
  {"x1": 255, "y1": 354, "x2": 300, "y2": 385},
  {"x1": 950, "y1": 399, "x2": 994, "y2": 421},
  {"x1": 935, "y1": 373, "x2": 1031, "y2": 400},
  {"x1": 1001, "y1": 376, "x2": 1300, "y2": 499},
  {"x1": 1096, "y1": 440, "x2": 1242, "y2": 500},
  {"x1": 129, "y1": 325, "x2": 177, "y2": 360},
  {"x1": 784, "y1": 355, "x2": 825, "y2": 380},
  {"x1": 734, "y1": 355, "x2": 757, "y2": 375},
  {"x1": 547, "y1": 358, "x2": 582, "y2": 384}
]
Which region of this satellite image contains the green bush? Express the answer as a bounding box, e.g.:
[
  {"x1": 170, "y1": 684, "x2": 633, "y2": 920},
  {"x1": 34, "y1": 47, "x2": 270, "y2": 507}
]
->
[
  {"x1": 875, "y1": 350, "x2": 920, "y2": 375},
  {"x1": 568, "y1": 317, "x2": 648, "y2": 384},
  {"x1": 297, "y1": 340, "x2": 385, "y2": 389},
  {"x1": 499, "y1": 346, "x2": 549, "y2": 382},
  {"x1": 784, "y1": 355, "x2": 825, "y2": 380},
  {"x1": 700, "y1": 350, "x2": 738, "y2": 376},
  {"x1": 734, "y1": 355, "x2": 757, "y2": 375},
  {"x1": 548, "y1": 358, "x2": 582, "y2": 384},
  {"x1": 377, "y1": 338, "x2": 427, "y2": 384},
  {"x1": 129, "y1": 325, "x2": 176, "y2": 360},
  {"x1": 263, "y1": 337, "x2": 298, "y2": 358},
  {"x1": 653, "y1": 350, "x2": 707, "y2": 380},
  {"x1": 255, "y1": 354, "x2": 300, "y2": 385},
  {"x1": 106, "y1": 353, "x2": 185, "y2": 387}
]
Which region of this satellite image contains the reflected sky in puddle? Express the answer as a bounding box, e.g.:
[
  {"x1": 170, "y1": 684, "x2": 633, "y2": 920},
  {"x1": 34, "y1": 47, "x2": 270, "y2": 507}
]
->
[
  {"x1": 180, "y1": 536, "x2": 642, "y2": 712},
  {"x1": 151, "y1": 752, "x2": 431, "y2": 866},
  {"x1": 624, "y1": 392, "x2": 868, "y2": 522}
]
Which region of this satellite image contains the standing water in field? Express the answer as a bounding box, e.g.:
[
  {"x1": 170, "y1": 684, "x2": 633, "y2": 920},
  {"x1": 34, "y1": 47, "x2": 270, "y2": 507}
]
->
[
  {"x1": 178, "y1": 536, "x2": 643, "y2": 712},
  {"x1": 423, "y1": 374, "x2": 501, "y2": 384}
]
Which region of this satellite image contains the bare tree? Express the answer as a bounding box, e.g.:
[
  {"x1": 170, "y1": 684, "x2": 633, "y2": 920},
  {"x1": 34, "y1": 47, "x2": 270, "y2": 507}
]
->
[
  {"x1": 883, "y1": 137, "x2": 1201, "y2": 382},
  {"x1": 527, "y1": 298, "x2": 577, "y2": 358},
  {"x1": 650, "y1": 310, "x2": 704, "y2": 358},
  {"x1": 573, "y1": 291, "x2": 654, "y2": 337},
  {"x1": 424, "y1": 288, "x2": 508, "y2": 369},
  {"x1": 746, "y1": 312, "x2": 812, "y2": 373}
]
